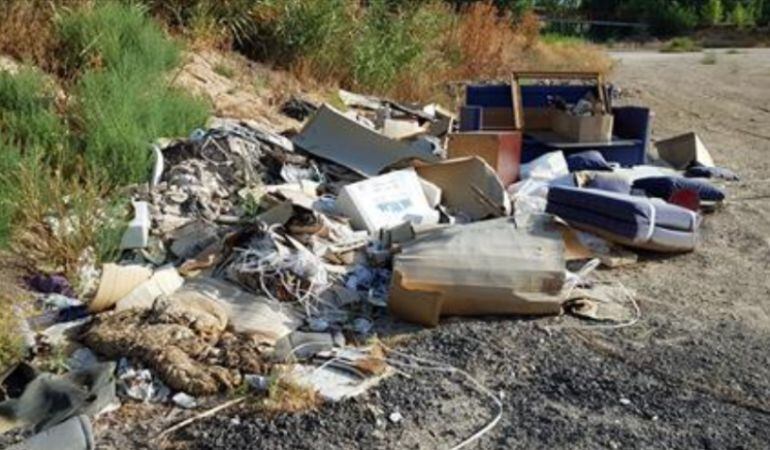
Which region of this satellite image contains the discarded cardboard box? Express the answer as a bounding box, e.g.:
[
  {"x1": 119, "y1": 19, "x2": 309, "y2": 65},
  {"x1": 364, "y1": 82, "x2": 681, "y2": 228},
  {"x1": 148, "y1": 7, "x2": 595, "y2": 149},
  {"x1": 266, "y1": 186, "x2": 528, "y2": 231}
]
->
[
  {"x1": 336, "y1": 169, "x2": 440, "y2": 234},
  {"x1": 415, "y1": 157, "x2": 511, "y2": 220},
  {"x1": 551, "y1": 110, "x2": 613, "y2": 143},
  {"x1": 293, "y1": 104, "x2": 439, "y2": 177},
  {"x1": 389, "y1": 215, "x2": 566, "y2": 326},
  {"x1": 655, "y1": 132, "x2": 715, "y2": 170},
  {"x1": 446, "y1": 132, "x2": 521, "y2": 186},
  {"x1": 460, "y1": 106, "x2": 518, "y2": 131}
]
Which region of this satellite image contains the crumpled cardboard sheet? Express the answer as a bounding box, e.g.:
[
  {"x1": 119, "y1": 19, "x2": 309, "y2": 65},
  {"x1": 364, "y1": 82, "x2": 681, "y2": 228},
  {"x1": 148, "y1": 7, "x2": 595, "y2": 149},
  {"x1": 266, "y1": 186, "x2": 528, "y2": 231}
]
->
[
  {"x1": 293, "y1": 104, "x2": 439, "y2": 177},
  {"x1": 415, "y1": 156, "x2": 511, "y2": 221},
  {"x1": 389, "y1": 215, "x2": 566, "y2": 326}
]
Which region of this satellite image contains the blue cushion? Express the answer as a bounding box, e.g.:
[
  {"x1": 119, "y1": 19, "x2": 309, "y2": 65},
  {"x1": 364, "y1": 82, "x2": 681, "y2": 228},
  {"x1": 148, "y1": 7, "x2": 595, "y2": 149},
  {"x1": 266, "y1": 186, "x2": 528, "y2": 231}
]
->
[
  {"x1": 632, "y1": 176, "x2": 725, "y2": 202},
  {"x1": 684, "y1": 165, "x2": 739, "y2": 181},
  {"x1": 566, "y1": 150, "x2": 613, "y2": 172}
]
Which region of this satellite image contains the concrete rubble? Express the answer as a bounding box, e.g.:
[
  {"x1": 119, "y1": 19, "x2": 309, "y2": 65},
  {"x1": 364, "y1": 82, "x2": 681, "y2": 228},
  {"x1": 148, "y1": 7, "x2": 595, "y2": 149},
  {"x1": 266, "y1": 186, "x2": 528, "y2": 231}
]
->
[{"x1": 5, "y1": 77, "x2": 739, "y2": 447}]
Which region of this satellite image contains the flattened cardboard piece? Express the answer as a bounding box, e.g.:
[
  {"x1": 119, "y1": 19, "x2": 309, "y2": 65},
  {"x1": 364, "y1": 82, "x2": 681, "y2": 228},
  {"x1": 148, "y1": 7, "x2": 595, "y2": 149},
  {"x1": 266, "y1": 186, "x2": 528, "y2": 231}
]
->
[
  {"x1": 89, "y1": 264, "x2": 153, "y2": 313},
  {"x1": 389, "y1": 215, "x2": 566, "y2": 326},
  {"x1": 656, "y1": 132, "x2": 715, "y2": 170},
  {"x1": 293, "y1": 104, "x2": 439, "y2": 177},
  {"x1": 336, "y1": 169, "x2": 439, "y2": 234},
  {"x1": 446, "y1": 132, "x2": 521, "y2": 185},
  {"x1": 183, "y1": 277, "x2": 301, "y2": 343},
  {"x1": 415, "y1": 157, "x2": 511, "y2": 220}
]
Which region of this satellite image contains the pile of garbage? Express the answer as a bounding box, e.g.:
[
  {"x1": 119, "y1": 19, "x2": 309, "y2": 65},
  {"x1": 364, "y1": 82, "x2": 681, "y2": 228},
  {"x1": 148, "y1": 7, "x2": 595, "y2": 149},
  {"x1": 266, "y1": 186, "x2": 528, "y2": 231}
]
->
[{"x1": 0, "y1": 78, "x2": 738, "y2": 448}]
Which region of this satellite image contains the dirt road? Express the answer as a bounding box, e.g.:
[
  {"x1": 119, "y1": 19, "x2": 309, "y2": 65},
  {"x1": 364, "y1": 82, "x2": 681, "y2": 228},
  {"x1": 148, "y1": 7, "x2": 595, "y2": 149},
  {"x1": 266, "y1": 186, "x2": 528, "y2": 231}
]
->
[{"x1": 160, "y1": 50, "x2": 770, "y2": 450}]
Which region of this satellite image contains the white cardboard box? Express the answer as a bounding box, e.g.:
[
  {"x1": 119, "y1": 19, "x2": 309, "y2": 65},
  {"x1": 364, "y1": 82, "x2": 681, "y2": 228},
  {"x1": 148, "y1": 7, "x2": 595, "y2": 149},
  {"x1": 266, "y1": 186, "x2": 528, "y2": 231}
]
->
[{"x1": 336, "y1": 169, "x2": 439, "y2": 234}]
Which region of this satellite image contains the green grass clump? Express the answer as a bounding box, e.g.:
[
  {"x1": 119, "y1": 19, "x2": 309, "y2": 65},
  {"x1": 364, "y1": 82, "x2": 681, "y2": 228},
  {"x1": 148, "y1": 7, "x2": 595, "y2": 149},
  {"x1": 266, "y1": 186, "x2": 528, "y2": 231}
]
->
[
  {"x1": 0, "y1": 1, "x2": 210, "y2": 274},
  {"x1": 661, "y1": 37, "x2": 702, "y2": 53},
  {"x1": 0, "y1": 69, "x2": 66, "y2": 245},
  {"x1": 701, "y1": 51, "x2": 718, "y2": 65},
  {"x1": 59, "y1": 1, "x2": 209, "y2": 186},
  {"x1": 540, "y1": 33, "x2": 589, "y2": 45}
]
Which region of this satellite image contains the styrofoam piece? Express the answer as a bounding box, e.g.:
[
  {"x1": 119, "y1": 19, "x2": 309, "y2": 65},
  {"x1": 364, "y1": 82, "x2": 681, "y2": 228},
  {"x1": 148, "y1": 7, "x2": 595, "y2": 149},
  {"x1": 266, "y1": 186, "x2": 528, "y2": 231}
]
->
[{"x1": 119, "y1": 201, "x2": 151, "y2": 250}]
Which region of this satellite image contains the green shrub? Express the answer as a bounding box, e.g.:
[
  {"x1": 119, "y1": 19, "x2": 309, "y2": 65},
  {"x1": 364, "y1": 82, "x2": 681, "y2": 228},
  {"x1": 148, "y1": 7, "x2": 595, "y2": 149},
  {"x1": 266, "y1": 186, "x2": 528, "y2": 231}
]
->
[
  {"x1": 135, "y1": 0, "x2": 260, "y2": 46},
  {"x1": 0, "y1": 69, "x2": 66, "y2": 245},
  {"x1": 649, "y1": 2, "x2": 699, "y2": 36},
  {"x1": 0, "y1": 69, "x2": 65, "y2": 163},
  {"x1": 352, "y1": 0, "x2": 437, "y2": 91},
  {"x1": 701, "y1": 51, "x2": 718, "y2": 64},
  {"x1": 74, "y1": 69, "x2": 209, "y2": 185},
  {"x1": 730, "y1": 2, "x2": 756, "y2": 29},
  {"x1": 59, "y1": 1, "x2": 209, "y2": 185},
  {"x1": 250, "y1": 0, "x2": 354, "y2": 76},
  {"x1": 661, "y1": 37, "x2": 702, "y2": 53},
  {"x1": 58, "y1": 2, "x2": 179, "y2": 76},
  {"x1": 702, "y1": 0, "x2": 725, "y2": 25}
]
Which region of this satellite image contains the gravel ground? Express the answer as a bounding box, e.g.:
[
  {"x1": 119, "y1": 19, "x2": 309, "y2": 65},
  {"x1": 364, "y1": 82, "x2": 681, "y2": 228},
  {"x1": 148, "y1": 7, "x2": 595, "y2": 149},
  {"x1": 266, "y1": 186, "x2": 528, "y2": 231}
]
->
[{"x1": 93, "y1": 49, "x2": 770, "y2": 450}]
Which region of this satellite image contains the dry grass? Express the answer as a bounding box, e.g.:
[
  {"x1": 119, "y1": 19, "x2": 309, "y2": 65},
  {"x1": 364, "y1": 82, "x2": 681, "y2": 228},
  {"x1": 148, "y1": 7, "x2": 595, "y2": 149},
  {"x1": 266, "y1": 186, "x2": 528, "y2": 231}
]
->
[
  {"x1": 10, "y1": 166, "x2": 124, "y2": 288},
  {"x1": 385, "y1": 4, "x2": 612, "y2": 103},
  {"x1": 0, "y1": 0, "x2": 89, "y2": 73},
  {"x1": 0, "y1": 1, "x2": 57, "y2": 70},
  {"x1": 0, "y1": 255, "x2": 34, "y2": 372},
  {"x1": 259, "y1": 377, "x2": 322, "y2": 414}
]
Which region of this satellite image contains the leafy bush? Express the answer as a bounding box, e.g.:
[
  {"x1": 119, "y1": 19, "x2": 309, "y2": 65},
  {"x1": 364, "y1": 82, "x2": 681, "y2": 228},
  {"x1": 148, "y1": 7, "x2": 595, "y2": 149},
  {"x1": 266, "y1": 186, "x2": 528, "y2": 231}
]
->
[
  {"x1": 730, "y1": 2, "x2": 756, "y2": 29},
  {"x1": 649, "y1": 2, "x2": 699, "y2": 36},
  {"x1": 250, "y1": 0, "x2": 355, "y2": 78},
  {"x1": 0, "y1": 2, "x2": 209, "y2": 271},
  {"x1": 0, "y1": 69, "x2": 65, "y2": 162},
  {"x1": 59, "y1": 1, "x2": 209, "y2": 185},
  {"x1": 701, "y1": 51, "x2": 718, "y2": 64},
  {"x1": 0, "y1": 69, "x2": 66, "y2": 244},
  {"x1": 352, "y1": 0, "x2": 449, "y2": 92},
  {"x1": 702, "y1": 0, "x2": 725, "y2": 25},
  {"x1": 661, "y1": 37, "x2": 702, "y2": 53}
]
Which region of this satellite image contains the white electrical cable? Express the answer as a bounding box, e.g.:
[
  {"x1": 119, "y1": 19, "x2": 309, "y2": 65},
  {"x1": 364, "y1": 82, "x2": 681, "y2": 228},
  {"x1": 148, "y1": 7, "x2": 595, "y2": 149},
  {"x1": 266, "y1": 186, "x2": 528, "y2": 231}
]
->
[{"x1": 380, "y1": 346, "x2": 504, "y2": 450}]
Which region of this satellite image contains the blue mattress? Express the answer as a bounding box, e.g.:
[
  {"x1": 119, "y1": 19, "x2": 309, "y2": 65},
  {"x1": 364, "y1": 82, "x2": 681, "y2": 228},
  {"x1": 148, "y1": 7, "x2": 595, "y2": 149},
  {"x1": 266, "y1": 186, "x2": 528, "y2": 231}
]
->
[
  {"x1": 632, "y1": 176, "x2": 725, "y2": 202},
  {"x1": 546, "y1": 186, "x2": 699, "y2": 252}
]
